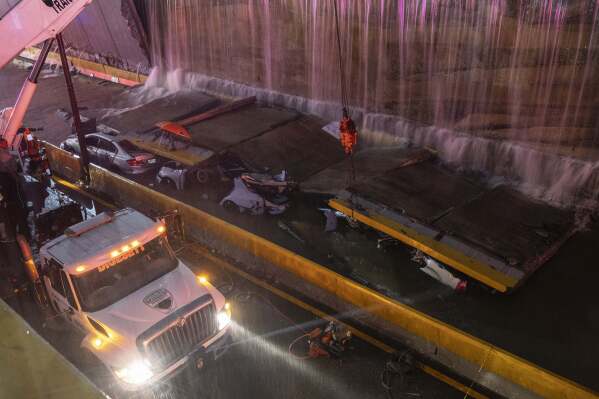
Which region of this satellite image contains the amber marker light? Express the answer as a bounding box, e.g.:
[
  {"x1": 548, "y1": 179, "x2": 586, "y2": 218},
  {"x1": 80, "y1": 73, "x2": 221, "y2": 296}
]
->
[
  {"x1": 110, "y1": 250, "x2": 119, "y2": 258},
  {"x1": 130, "y1": 240, "x2": 140, "y2": 248},
  {"x1": 157, "y1": 225, "x2": 166, "y2": 234},
  {"x1": 75, "y1": 265, "x2": 86, "y2": 273},
  {"x1": 92, "y1": 337, "x2": 104, "y2": 349},
  {"x1": 197, "y1": 275, "x2": 208, "y2": 284}
]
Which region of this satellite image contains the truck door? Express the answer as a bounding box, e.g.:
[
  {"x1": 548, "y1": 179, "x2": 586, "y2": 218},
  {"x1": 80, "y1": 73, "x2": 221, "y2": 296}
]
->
[{"x1": 44, "y1": 263, "x2": 86, "y2": 334}]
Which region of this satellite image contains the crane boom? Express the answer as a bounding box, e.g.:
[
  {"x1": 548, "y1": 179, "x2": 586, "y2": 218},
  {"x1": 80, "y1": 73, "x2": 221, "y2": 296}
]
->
[
  {"x1": 0, "y1": 0, "x2": 93, "y2": 70},
  {"x1": 0, "y1": 0, "x2": 93, "y2": 151}
]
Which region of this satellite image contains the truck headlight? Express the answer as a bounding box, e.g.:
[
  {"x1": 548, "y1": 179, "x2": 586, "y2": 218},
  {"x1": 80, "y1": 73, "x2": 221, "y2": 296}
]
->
[
  {"x1": 114, "y1": 361, "x2": 153, "y2": 385},
  {"x1": 217, "y1": 303, "x2": 231, "y2": 330}
]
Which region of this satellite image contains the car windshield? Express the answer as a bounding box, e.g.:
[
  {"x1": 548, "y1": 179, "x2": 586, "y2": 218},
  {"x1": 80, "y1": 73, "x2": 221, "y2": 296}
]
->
[
  {"x1": 118, "y1": 139, "x2": 139, "y2": 152},
  {"x1": 71, "y1": 236, "x2": 177, "y2": 312}
]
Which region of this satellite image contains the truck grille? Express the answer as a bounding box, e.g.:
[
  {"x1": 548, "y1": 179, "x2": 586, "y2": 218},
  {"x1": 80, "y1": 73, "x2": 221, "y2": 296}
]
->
[{"x1": 142, "y1": 299, "x2": 217, "y2": 368}]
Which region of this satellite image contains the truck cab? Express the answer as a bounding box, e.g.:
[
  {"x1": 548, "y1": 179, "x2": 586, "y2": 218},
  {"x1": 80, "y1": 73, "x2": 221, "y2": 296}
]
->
[{"x1": 38, "y1": 208, "x2": 231, "y2": 391}]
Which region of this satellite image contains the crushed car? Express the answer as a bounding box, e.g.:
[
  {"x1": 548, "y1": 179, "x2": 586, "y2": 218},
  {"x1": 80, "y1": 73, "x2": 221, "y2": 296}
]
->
[
  {"x1": 155, "y1": 150, "x2": 294, "y2": 216},
  {"x1": 60, "y1": 133, "x2": 159, "y2": 175},
  {"x1": 155, "y1": 151, "x2": 248, "y2": 191},
  {"x1": 220, "y1": 176, "x2": 290, "y2": 216}
]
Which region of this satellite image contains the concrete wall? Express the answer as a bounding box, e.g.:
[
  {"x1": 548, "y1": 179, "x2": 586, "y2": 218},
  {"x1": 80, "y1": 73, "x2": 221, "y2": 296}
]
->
[
  {"x1": 61, "y1": 0, "x2": 149, "y2": 73},
  {"x1": 141, "y1": 0, "x2": 599, "y2": 149},
  {"x1": 46, "y1": 1, "x2": 599, "y2": 151}
]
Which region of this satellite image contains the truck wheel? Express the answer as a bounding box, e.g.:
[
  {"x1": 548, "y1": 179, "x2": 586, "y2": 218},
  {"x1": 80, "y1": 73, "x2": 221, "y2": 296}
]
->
[
  {"x1": 81, "y1": 351, "x2": 128, "y2": 399},
  {"x1": 79, "y1": 348, "x2": 99, "y2": 368}
]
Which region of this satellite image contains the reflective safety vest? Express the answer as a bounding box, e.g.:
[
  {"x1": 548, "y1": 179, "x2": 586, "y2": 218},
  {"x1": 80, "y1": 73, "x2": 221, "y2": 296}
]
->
[{"x1": 339, "y1": 116, "x2": 358, "y2": 155}]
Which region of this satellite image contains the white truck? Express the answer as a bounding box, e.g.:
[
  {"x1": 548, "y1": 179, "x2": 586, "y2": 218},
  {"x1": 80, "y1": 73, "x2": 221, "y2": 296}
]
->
[{"x1": 38, "y1": 208, "x2": 231, "y2": 391}]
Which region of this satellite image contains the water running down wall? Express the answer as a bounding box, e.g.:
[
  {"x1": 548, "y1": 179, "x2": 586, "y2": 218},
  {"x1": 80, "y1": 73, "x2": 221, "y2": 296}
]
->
[
  {"x1": 144, "y1": 1, "x2": 599, "y2": 146},
  {"x1": 143, "y1": 67, "x2": 599, "y2": 209},
  {"x1": 136, "y1": 1, "x2": 599, "y2": 209}
]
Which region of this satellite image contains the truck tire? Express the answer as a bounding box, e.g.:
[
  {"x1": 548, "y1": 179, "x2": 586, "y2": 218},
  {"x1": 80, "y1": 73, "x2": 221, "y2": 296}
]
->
[{"x1": 80, "y1": 350, "x2": 128, "y2": 399}]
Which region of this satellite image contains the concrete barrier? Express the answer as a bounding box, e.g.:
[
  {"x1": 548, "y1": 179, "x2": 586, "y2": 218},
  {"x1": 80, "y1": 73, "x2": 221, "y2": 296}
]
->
[
  {"x1": 21, "y1": 47, "x2": 146, "y2": 87},
  {"x1": 0, "y1": 300, "x2": 104, "y2": 399},
  {"x1": 46, "y1": 145, "x2": 82, "y2": 183},
  {"x1": 45, "y1": 144, "x2": 598, "y2": 399}
]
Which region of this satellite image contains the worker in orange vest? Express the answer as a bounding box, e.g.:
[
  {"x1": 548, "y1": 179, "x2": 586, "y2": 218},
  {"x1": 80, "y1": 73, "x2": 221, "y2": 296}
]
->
[
  {"x1": 19, "y1": 128, "x2": 50, "y2": 179},
  {"x1": 339, "y1": 115, "x2": 358, "y2": 155}
]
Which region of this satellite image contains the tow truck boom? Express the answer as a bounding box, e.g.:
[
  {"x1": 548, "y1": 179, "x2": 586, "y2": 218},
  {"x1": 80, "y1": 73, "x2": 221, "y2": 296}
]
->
[
  {"x1": 0, "y1": 0, "x2": 92, "y2": 70},
  {"x1": 0, "y1": 0, "x2": 92, "y2": 150}
]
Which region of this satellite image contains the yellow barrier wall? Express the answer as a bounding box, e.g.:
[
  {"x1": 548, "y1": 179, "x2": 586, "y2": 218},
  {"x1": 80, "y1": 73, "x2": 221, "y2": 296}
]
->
[
  {"x1": 21, "y1": 48, "x2": 147, "y2": 86},
  {"x1": 45, "y1": 144, "x2": 598, "y2": 399}
]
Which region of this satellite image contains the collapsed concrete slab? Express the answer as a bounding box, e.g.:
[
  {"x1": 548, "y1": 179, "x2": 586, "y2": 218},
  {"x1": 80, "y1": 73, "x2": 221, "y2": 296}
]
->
[
  {"x1": 101, "y1": 92, "x2": 345, "y2": 183},
  {"x1": 93, "y1": 87, "x2": 578, "y2": 292},
  {"x1": 231, "y1": 115, "x2": 345, "y2": 181},
  {"x1": 100, "y1": 90, "x2": 220, "y2": 134},
  {"x1": 186, "y1": 104, "x2": 298, "y2": 151},
  {"x1": 301, "y1": 146, "x2": 435, "y2": 195},
  {"x1": 327, "y1": 157, "x2": 577, "y2": 292}
]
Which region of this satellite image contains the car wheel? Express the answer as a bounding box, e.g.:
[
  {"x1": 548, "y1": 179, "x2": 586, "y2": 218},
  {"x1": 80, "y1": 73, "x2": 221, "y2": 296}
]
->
[
  {"x1": 62, "y1": 144, "x2": 75, "y2": 154},
  {"x1": 222, "y1": 200, "x2": 240, "y2": 213},
  {"x1": 195, "y1": 168, "x2": 211, "y2": 184},
  {"x1": 159, "y1": 177, "x2": 177, "y2": 191}
]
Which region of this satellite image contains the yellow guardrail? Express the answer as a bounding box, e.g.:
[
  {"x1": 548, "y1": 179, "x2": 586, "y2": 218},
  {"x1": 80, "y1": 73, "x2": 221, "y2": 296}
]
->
[
  {"x1": 45, "y1": 144, "x2": 598, "y2": 399},
  {"x1": 0, "y1": 300, "x2": 104, "y2": 399},
  {"x1": 128, "y1": 138, "x2": 212, "y2": 167},
  {"x1": 21, "y1": 47, "x2": 147, "y2": 86}
]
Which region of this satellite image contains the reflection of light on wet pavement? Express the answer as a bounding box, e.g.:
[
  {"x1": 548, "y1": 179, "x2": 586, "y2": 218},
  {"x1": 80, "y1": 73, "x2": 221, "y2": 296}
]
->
[{"x1": 228, "y1": 321, "x2": 367, "y2": 399}]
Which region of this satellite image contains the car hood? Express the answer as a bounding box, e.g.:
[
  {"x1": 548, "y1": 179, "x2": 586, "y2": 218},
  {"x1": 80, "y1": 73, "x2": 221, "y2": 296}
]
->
[{"x1": 89, "y1": 262, "x2": 208, "y2": 341}]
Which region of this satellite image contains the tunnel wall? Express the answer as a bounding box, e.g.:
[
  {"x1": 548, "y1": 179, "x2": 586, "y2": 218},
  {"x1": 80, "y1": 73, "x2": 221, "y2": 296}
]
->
[
  {"x1": 46, "y1": 1, "x2": 599, "y2": 207},
  {"x1": 60, "y1": 0, "x2": 150, "y2": 74},
  {"x1": 50, "y1": 1, "x2": 599, "y2": 150},
  {"x1": 139, "y1": 0, "x2": 599, "y2": 149}
]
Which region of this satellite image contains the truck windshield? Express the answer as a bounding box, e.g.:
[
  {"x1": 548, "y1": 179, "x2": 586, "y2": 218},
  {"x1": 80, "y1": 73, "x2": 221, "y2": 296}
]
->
[{"x1": 71, "y1": 236, "x2": 177, "y2": 312}]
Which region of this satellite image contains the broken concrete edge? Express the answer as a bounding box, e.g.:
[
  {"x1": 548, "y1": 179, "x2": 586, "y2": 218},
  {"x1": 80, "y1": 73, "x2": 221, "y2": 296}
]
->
[
  {"x1": 44, "y1": 143, "x2": 599, "y2": 399},
  {"x1": 329, "y1": 197, "x2": 520, "y2": 293},
  {"x1": 519, "y1": 222, "x2": 580, "y2": 278},
  {"x1": 20, "y1": 47, "x2": 146, "y2": 87},
  {"x1": 0, "y1": 299, "x2": 105, "y2": 399},
  {"x1": 128, "y1": 136, "x2": 213, "y2": 167}
]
